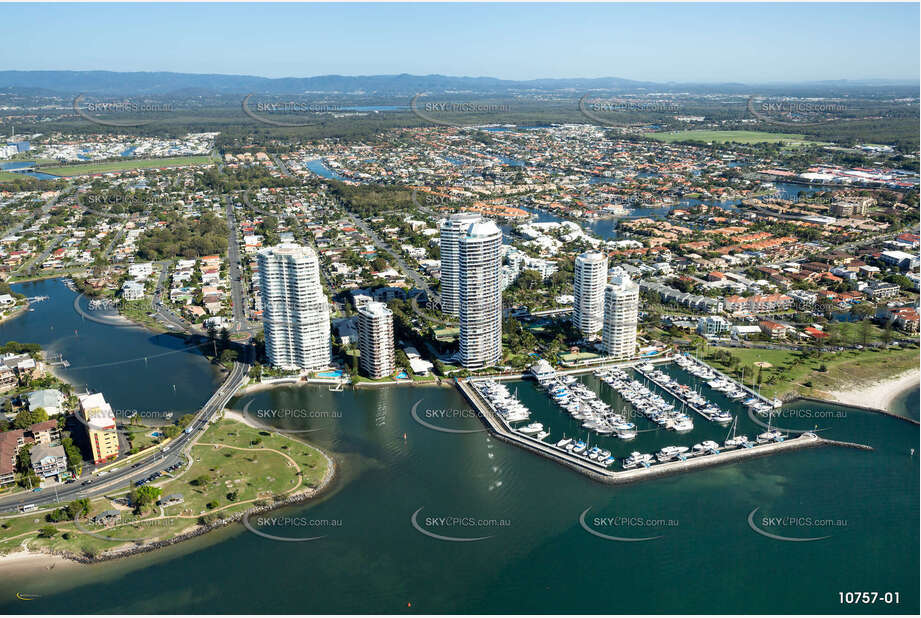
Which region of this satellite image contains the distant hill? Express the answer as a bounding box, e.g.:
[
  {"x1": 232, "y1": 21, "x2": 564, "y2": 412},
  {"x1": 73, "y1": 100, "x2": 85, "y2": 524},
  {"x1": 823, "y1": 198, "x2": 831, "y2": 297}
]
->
[{"x1": 0, "y1": 70, "x2": 916, "y2": 96}]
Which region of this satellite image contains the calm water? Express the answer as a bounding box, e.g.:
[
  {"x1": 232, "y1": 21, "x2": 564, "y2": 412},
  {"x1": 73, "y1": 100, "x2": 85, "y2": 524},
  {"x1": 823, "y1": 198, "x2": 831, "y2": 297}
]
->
[
  {"x1": 0, "y1": 279, "x2": 918, "y2": 614},
  {"x1": 0, "y1": 161, "x2": 60, "y2": 180},
  {"x1": 305, "y1": 158, "x2": 349, "y2": 181},
  {"x1": 0, "y1": 278, "x2": 221, "y2": 419},
  {"x1": 891, "y1": 384, "x2": 920, "y2": 421}
]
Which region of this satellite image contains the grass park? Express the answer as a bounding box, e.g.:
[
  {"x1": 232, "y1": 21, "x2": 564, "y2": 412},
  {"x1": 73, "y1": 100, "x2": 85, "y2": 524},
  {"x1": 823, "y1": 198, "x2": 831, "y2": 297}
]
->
[{"x1": 0, "y1": 419, "x2": 331, "y2": 559}]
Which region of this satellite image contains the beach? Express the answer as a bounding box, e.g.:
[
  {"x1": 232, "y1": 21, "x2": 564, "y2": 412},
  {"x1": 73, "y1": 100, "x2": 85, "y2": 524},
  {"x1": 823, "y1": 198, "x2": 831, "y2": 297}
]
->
[
  {"x1": 825, "y1": 369, "x2": 920, "y2": 414},
  {"x1": 0, "y1": 550, "x2": 79, "y2": 575}
]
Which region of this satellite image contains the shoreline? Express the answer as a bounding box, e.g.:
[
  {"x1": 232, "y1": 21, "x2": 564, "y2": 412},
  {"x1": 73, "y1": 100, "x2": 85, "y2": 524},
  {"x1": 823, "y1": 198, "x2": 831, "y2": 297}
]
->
[
  {"x1": 822, "y1": 370, "x2": 919, "y2": 415},
  {"x1": 0, "y1": 419, "x2": 337, "y2": 570},
  {"x1": 0, "y1": 550, "x2": 80, "y2": 576}
]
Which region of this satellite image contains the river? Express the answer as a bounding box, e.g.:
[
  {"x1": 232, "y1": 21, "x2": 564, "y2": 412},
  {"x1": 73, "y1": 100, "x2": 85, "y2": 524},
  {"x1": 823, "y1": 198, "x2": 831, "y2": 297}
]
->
[{"x1": 0, "y1": 278, "x2": 917, "y2": 613}]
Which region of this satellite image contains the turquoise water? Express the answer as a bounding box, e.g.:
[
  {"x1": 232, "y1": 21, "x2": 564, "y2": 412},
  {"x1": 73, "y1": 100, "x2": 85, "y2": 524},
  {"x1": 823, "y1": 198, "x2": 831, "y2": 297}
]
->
[
  {"x1": 0, "y1": 278, "x2": 917, "y2": 613},
  {"x1": 317, "y1": 369, "x2": 344, "y2": 378},
  {"x1": 891, "y1": 383, "x2": 920, "y2": 421}
]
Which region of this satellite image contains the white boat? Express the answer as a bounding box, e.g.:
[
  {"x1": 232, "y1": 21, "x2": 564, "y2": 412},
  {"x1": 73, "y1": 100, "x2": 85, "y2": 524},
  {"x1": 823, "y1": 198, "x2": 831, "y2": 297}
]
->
[
  {"x1": 723, "y1": 417, "x2": 748, "y2": 448},
  {"x1": 555, "y1": 437, "x2": 573, "y2": 449},
  {"x1": 757, "y1": 430, "x2": 783, "y2": 443},
  {"x1": 623, "y1": 451, "x2": 653, "y2": 469},
  {"x1": 517, "y1": 422, "x2": 544, "y2": 436},
  {"x1": 536, "y1": 430, "x2": 550, "y2": 441},
  {"x1": 656, "y1": 446, "x2": 689, "y2": 462},
  {"x1": 725, "y1": 435, "x2": 749, "y2": 447}
]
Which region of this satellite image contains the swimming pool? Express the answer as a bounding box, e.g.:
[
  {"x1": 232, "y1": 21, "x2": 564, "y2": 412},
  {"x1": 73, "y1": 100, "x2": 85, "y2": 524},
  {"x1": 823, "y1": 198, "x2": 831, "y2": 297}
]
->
[{"x1": 317, "y1": 370, "x2": 344, "y2": 378}]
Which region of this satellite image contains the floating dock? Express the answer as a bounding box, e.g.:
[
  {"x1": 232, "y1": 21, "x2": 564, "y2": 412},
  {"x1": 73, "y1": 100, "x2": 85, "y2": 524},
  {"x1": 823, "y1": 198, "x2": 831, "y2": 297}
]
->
[{"x1": 634, "y1": 364, "x2": 725, "y2": 423}]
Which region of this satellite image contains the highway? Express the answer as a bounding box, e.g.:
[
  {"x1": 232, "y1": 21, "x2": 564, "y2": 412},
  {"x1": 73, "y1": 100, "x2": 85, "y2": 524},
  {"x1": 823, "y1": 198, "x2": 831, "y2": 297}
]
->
[{"x1": 0, "y1": 358, "x2": 251, "y2": 514}]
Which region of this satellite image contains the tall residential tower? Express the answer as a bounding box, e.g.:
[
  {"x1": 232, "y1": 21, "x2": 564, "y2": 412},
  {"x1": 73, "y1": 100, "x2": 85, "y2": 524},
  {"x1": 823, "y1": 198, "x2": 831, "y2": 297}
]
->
[
  {"x1": 439, "y1": 212, "x2": 482, "y2": 316},
  {"x1": 258, "y1": 243, "x2": 332, "y2": 370},
  {"x1": 573, "y1": 251, "x2": 608, "y2": 339},
  {"x1": 602, "y1": 274, "x2": 639, "y2": 360},
  {"x1": 357, "y1": 301, "x2": 396, "y2": 379},
  {"x1": 458, "y1": 219, "x2": 503, "y2": 369}
]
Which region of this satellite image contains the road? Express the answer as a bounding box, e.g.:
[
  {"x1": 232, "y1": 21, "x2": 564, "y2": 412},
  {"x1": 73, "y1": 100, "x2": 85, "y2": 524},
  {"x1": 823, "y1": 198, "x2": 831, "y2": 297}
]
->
[
  {"x1": 14, "y1": 233, "x2": 64, "y2": 276},
  {"x1": 0, "y1": 357, "x2": 251, "y2": 514},
  {"x1": 0, "y1": 187, "x2": 68, "y2": 240},
  {"x1": 343, "y1": 210, "x2": 439, "y2": 302},
  {"x1": 224, "y1": 197, "x2": 249, "y2": 332}
]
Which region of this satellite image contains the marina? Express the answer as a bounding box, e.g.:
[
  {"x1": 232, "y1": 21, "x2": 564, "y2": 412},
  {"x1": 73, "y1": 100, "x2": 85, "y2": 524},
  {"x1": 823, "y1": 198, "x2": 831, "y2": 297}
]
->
[
  {"x1": 460, "y1": 374, "x2": 823, "y2": 484},
  {"x1": 463, "y1": 355, "x2": 810, "y2": 482}
]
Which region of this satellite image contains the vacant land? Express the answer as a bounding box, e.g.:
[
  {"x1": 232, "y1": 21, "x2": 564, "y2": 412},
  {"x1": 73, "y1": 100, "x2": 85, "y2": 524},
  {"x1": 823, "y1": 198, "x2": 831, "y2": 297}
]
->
[
  {"x1": 646, "y1": 130, "x2": 816, "y2": 145},
  {"x1": 0, "y1": 419, "x2": 331, "y2": 559},
  {"x1": 39, "y1": 155, "x2": 216, "y2": 177}
]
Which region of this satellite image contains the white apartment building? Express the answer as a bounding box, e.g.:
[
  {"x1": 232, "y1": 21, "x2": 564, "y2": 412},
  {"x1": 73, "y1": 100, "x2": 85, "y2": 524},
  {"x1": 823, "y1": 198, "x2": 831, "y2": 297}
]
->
[
  {"x1": 439, "y1": 213, "x2": 481, "y2": 316},
  {"x1": 602, "y1": 274, "x2": 639, "y2": 359},
  {"x1": 127, "y1": 262, "x2": 154, "y2": 280},
  {"x1": 458, "y1": 220, "x2": 503, "y2": 369},
  {"x1": 573, "y1": 251, "x2": 608, "y2": 339},
  {"x1": 258, "y1": 243, "x2": 332, "y2": 371},
  {"x1": 357, "y1": 302, "x2": 396, "y2": 379}
]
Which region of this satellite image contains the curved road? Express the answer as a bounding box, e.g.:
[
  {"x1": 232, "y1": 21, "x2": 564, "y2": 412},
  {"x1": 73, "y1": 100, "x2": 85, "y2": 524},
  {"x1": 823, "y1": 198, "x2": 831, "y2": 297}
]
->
[{"x1": 0, "y1": 357, "x2": 251, "y2": 514}]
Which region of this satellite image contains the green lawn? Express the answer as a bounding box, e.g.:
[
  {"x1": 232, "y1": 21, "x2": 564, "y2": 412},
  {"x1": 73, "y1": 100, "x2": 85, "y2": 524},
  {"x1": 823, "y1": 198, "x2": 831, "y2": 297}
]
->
[
  {"x1": 0, "y1": 419, "x2": 331, "y2": 559},
  {"x1": 646, "y1": 130, "x2": 818, "y2": 145},
  {"x1": 39, "y1": 156, "x2": 216, "y2": 177},
  {"x1": 703, "y1": 345, "x2": 919, "y2": 400}
]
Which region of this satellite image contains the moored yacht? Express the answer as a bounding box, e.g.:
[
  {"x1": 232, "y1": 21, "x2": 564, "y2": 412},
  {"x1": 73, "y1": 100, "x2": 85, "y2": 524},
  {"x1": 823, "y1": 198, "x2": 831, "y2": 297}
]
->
[
  {"x1": 517, "y1": 422, "x2": 544, "y2": 436},
  {"x1": 656, "y1": 445, "x2": 689, "y2": 462}
]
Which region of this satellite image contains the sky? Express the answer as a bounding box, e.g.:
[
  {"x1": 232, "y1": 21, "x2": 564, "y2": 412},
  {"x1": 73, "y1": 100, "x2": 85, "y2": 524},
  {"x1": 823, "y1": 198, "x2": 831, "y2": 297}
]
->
[{"x1": 2, "y1": 2, "x2": 919, "y2": 83}]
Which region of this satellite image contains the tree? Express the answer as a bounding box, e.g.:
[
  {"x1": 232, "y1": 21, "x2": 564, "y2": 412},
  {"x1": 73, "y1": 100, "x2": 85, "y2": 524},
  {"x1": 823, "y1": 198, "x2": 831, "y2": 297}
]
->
[
  {"x1": 61, "y1": 437, "x2": 83, "y2": 476},
  {"x1": 130, "y1": 485, "x2": 162, "y2": 510},
  {"x1": 38, "y1": 526, "x2": 57, "y2": 538},
  {"x1": 218, "y1": 327, "x2": 231, "y2": 351},
  {"x1": 13, "y1": 407, "x2": 48, "y2": 430}
]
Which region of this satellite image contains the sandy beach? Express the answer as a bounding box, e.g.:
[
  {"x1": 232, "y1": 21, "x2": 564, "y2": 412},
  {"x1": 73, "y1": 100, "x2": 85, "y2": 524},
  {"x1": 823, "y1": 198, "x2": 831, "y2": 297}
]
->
[
  {"x1": 0, "y1": 550, "x2": 79, "y2": 575},
  {"x1": 825, "y1": 370, "x2": 920, "y2": 413}
]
